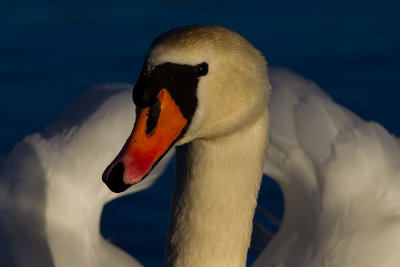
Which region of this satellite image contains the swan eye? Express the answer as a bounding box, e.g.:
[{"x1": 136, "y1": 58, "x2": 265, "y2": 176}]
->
[{"x1": 196, "y1": 62, "x2": 208, "y2": 76}]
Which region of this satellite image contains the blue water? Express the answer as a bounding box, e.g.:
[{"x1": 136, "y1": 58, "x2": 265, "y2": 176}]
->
[{"x1": 1, "y1": 0, "x2": 400, "y2": 266}]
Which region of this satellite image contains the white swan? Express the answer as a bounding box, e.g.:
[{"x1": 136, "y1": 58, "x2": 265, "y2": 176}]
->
[
  {"x1": 2, "y1": 24, "x2": 399, "y2": 267},
  {"x1": 102, "y1": 25, "x2": 400, "y2": 267},
  {"x1": 0, "y1": 85, "x2": 174, "y2": 266}
]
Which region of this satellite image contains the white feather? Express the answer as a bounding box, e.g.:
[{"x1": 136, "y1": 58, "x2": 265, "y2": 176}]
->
[{"x1": 256, "y1": 68, "x2": 400, "y2": 267}]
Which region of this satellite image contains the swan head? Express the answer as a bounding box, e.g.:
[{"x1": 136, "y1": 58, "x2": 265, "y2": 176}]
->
[{"x1": 103, "y1": 25, "x2": 270, "y2": 193}]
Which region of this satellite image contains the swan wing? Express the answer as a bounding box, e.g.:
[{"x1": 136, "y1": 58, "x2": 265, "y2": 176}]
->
[
  {"x1": 0, "y1": 84, "x2": 173, "y2": 266},
  {"x1": 255, "y1": 68, "x2": 400, "y2": 266}
]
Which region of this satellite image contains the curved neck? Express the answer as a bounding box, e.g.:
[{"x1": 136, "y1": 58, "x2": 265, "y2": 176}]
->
[{"x1": 166, "y1": 113, "x2": 269, "y2": 266}]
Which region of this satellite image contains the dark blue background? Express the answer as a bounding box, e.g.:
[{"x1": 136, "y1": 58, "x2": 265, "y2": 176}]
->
[{"x1": 1, "y1": 0, "x2": 399, "y2": 266}]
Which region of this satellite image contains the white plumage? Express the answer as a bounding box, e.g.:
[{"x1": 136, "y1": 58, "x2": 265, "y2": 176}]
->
[
  {"x1": 1, "y1": 28, "x2": 399, "y2": 266},
  {"x1": 0, "y1": 84, "x2": 173, "y2": 267},
  {"x1": 256, "y1": 68, "x2": 400, "y2": 267}
]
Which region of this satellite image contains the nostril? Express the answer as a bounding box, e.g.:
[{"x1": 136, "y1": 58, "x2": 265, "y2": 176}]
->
[
  {"x1": 146, "y1": 100, "x2": 161, "y2": 136},
  {"x1": 103, "y1": 162, "x2": 131, "y2": 193}
]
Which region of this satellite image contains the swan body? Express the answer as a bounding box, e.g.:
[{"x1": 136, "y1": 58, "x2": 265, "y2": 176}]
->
[{"x1": 2, "y1": 24, "x2": 399, "y2": 267}]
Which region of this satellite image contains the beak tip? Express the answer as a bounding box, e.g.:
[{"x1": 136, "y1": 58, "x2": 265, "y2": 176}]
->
[{"x1": 102, "y1": 162, "x2": 131, "y2": 193}]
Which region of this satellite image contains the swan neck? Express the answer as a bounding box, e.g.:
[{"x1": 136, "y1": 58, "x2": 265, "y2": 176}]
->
[{"x1": 166, "y1": 113, "x2": 269, "y2": 266}]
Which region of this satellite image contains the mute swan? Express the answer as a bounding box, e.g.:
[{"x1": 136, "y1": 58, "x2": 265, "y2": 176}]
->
[
  {"x1": 103, "y1": 24, "x2": 400, "y2": 267},
  {"x1": 2, "y1": 24, "x2": 399, "y2": 267}
]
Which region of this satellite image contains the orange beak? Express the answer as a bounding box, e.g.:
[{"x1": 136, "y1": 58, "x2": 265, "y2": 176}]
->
[{"x1": 102, "y1": 88, "x2": 187, "y2": 192}]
